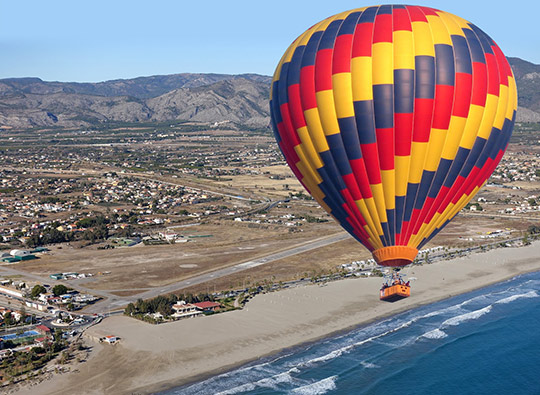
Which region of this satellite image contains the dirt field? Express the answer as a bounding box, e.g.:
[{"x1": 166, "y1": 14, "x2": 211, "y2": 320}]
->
[{"x1": 17, "y1": 219, "x2": 342, "y2": 292}]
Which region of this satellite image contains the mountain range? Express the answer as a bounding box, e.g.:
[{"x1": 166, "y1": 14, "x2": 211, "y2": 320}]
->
[{"x1": 1, "y1": 57, "x2": 539, "y2": 130}]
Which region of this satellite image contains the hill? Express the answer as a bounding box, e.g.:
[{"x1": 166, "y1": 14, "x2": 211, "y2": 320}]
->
[
  {"x1": 0, "y1": 74, "x2": 271, "y2": 129},
  {"x1": 1, "y1": 57, "x2": 539, "y2": 130},
  {"x1": 508, "y1": 57, "x2": 540, "y2": 121}
]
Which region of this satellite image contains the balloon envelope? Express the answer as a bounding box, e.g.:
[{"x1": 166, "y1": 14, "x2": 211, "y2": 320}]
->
[{"x1": 269, "y1": 5, "x2": 517, "y2": 266}]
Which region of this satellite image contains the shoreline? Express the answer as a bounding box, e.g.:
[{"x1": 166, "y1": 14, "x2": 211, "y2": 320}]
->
[
  {"x1": 15, "y1": 240, "x2": 540, "y2": 395},
  {"x1": 165, "y1": 267, "x2": 540, "y2": 394}
]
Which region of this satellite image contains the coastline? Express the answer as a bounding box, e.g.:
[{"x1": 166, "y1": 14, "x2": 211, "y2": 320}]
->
[{"x1": 16, "y1": 240, "x2": 540, "y2": 395}]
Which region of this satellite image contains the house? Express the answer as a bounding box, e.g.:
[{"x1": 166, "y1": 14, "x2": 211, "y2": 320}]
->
[
  {"x1": 36, "y1": 324, "x2": 51, "y2": 335},
  {"x1": 34, "y1": 336, "x2": 48, "y2": 346},
  {"x1": 192, "y1": 301, "x2": 221, "y2": 312},
  {"x1": 47, "y1": 296, "x2": 62, "y2": 305},
  {"x1": 159, "y1": 232, "x2": 179, "y2": 242},
  {"x1": 38, "y1": 293, "x2": 53, "y2": 303},
  {"x1": 10, "y1": 310, "x2": 22, "y2": 322},
  {"x1": 73, "y1": 294, "x2": 98, "y2": 303},
  {"x1": 171, "y1": 302, "x2": 202, "y2": 319}
]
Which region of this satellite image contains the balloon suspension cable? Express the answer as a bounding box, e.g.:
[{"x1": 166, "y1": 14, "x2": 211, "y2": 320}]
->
[{"x1": 382, "y1": 268, "x2": 410, "y2": 288}]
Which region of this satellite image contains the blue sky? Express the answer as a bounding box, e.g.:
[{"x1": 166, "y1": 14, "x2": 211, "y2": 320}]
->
[{"x1": 1, "y1": 0, "x2": 538, "y2": 82}]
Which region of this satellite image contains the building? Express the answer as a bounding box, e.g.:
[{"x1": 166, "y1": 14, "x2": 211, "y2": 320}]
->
[
  {"x1": 34, "y1": 337, "x2": 49, "y2": 347},
  {"x1": 25, "y1": 301, "x2": 48, "y2": 312},
  {"x1": 103, "y1": 335, "x2": 118, "y2": 344},
  {"x1": 192, "y1": 301, "x2": 221, "y2": 312},
  {"x1": 8, "y1": 250, "x2": 36, "y2": 261},
  {"x1": 0, "y1": 285, "x2": 24, "y2": 298},
  {"x1": 36, "y1": 325, "x2": 51, "y2": 335},
  {"x1": 172, "y1": 302, "x2": 202, "y2": 319}
]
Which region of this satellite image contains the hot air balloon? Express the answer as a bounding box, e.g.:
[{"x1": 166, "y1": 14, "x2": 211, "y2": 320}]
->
[{"x1": 269, "y1": 5, "x2": 517, "y2": 288}]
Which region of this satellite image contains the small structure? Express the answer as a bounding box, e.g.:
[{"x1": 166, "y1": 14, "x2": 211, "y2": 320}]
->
[
  {"x1": 36, "y1": 324, "x2": 51, "y2": 335},
  {"x1": 103, "y1": 335, "x2": 118, "y2": 344},
  {"x1": 31, "y1": 247, "x2": 50, "y2": 253},
  {"x1": 0, "y1": 285, "x2": 24, "y2": 298},
  {"x1": 8, "y1": 250, "x2": 36, "y2": 261},
  {"x1": 25, "y1": 301, "x2": 49, "y2": 311},
  {"x1": 34, "y1": 336, "x2": 48, "y2": 346},
  {"x1": 192, "y1": 301, "x2": 221, "y2": 312}
]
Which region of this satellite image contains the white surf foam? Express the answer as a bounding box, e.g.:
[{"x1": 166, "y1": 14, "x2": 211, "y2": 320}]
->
[
  {"x1": 291, "y1": 375, "x2": 338, "y2": 395},
  {"x1": 360, "y1": 361, "x2": 380, "y2": 368},
  {"x1": 495, "y1": 290, "x2": 538, "y2": 305},
  {"x1": 216, "y1": 371, "x2": 294, "y2": 394},
  {"x1": 441, "y1": 305, "x2": 492, "y2": 327},
  {"x1": 300, "y1": 344, "x2": 354, "y2": 366},
  {"x1": 216, "y1": 382, "x2": 256, "y2": 394},
  {"x1": 422, "y1": 328, "x2": 448, "y2": 339},
  {"x1": 255, "y1": 371, "x2": 295, "y2": 388}
]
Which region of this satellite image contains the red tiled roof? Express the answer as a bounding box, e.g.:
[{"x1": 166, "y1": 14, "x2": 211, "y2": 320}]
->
[
  {"x1": 193, "y1": 301, "x2": 221, "y2": 309},
  {"x1": 36, "y1": 324, "x2": 51, "y2": 333}
]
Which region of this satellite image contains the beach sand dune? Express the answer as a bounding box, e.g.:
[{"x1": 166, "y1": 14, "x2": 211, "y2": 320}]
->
[{"x1": 18, "y1": 241, "x2": 540, "y2": 395}]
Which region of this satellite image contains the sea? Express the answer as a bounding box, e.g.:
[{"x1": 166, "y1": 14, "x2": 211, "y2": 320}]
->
[{"x1": 163, "y1": 271, "x2": 540, "y2": 395}]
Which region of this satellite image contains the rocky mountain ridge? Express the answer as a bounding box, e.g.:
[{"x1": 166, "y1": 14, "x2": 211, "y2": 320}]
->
[
  {"x1": 1, "y1": 57, "x2": 539, "y2": 130},
  {"x1": 0, "y1": 75, "x2": 272, "y2": 129}
]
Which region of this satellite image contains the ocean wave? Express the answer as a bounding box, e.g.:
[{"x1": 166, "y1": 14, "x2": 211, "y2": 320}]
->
[
  {"x1": 360, "y1": 361, "x2": 380, "y2": 368},
  {"x1": 291, "y1": 375, "x2": 338, "y2": 395},
  {"x1": 215, "y1": 382, "x2": 256, "y2": 394},
  {"x1": 300, "y1": 346, "x2": 352, "y2": 366},
  {"x1": 494, "y1": 291, "x2": 538, "y2": 305},
  {"x1": 441, "y1": 306, "x2": 492, "y2": 327},
  {"x1": 421, "y1": 328, "x2": 448, "y2": 339},
  {"x1": 294, "y1": 314, "x2": 430, "y2": 370},
  {"x1": 254, "y1": 371, "x2": 295, "y2": 388},
  {"x1": 211, "y1": 350, "x2": 294, "y2": 381},
  {"x1": 215, "y1": 371, "x2": 294, "y2": 394}
]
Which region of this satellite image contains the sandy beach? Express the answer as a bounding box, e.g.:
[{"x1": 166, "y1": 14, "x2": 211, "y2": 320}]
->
[{"x1": 16, "y1": 240, "x2": 540, "y2": 395}]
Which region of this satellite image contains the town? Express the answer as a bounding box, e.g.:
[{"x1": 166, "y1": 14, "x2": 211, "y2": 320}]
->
[{"x1": 1, "y1": 120, "x2": 540, "y2": 387}]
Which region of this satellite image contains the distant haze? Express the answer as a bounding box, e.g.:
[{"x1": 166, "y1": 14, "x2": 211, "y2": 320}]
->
[{"x1": 1, "y1": 0, "x2": 539, "y2": 82}]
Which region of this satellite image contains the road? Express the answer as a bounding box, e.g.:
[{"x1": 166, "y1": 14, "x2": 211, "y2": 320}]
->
[
  {"x1": 460, "y1": 212, "x2": 540, "y2": 221},
  {"x1": 1, "y1": 231, "x2": 351, "y2": 314},
  {"x1": 83, "y1": 231, "x2": 350, "y2": 312},
  {"x1": 2, "y1": 231, "x2": 533, "y2": 314},
  {"x1": 127, "y1": 173, "x2": 261, "y2": 202}
]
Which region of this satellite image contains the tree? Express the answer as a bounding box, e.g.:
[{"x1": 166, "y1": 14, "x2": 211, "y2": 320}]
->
[
  {"x1": 124, "y1": 303, "x2": 136, "y2": 315},
  {"x1": 528, "y1": 225, "x2": 540, "y2": 234},
  {"x1": 3, "y1": 311, "x2": 14, "y2": 326},
  {"x1": 31, "y1": 284, "x2": 47, "y2": 298},
  {"x1": 52, "y1": 284, "x2": 68, "y2": 296}
]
